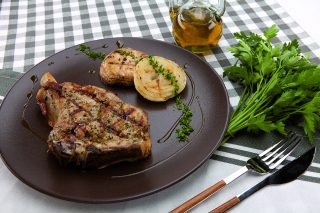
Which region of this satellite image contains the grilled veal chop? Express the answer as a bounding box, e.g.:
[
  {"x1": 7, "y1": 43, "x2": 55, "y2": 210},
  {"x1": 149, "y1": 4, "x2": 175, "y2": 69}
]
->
[
  {"x1": 36, "y1": 72, "x2": 151, "y2": 168},
  {"x1": 100, "y1": 48, "x2": 146, "y2": 86}
]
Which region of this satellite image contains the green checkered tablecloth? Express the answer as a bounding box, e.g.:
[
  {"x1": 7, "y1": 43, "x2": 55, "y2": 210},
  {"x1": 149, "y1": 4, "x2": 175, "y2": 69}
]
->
[{"x1": 1, "y1": 0, "x2": 320, "y2": 195}]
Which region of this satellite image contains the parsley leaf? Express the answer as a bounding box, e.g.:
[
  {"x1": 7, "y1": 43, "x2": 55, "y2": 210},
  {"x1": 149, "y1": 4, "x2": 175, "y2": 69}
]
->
[
  {"x1": 263, "y1": 24, "x2": 279, "y2": 40},
  {"x1": 302, "y1": 92, "x2": 320, "y2": 143}
]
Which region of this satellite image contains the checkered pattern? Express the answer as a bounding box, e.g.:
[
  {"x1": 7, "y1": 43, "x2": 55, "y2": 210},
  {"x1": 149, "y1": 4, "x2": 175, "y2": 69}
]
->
[{"x1": 0, "y1": 0, "x2": 320, "y2": 182}]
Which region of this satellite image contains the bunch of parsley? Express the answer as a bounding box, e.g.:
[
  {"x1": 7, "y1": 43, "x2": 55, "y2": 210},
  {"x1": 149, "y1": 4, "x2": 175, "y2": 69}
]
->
[{"x1": 223, "y1": 25, "x2": 320, "y2": 143}]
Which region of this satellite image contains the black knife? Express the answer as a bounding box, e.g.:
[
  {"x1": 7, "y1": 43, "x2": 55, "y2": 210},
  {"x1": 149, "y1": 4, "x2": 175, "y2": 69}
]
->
[{"x1": 209, "y1": 147, "x2": 316, "y2": 213}]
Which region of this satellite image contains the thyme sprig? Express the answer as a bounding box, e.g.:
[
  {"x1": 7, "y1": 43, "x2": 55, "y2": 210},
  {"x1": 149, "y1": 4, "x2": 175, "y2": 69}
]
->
[
  {"x1": 118, "y1": 49, "x2": 144, "y2": 65},
  {"x1": 147, "y1": 55, "x2": 193, "y2": 142},
  {"x1": 118, "y1": 49, "x2": 136, "y2": 58},
  {"x1": 175, "y1": 96, "x2": 194, "y2": 141},
  {"x1": 147, "y1": 55, "x2": 180, "y2": 96},
  {"x1": 77, "y1": 44, "x2": 106, "y2": 60}
]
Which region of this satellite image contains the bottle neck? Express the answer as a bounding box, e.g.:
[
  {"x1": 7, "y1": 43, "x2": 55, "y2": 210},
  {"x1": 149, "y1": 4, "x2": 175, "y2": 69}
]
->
[{"x1": 188, "y1": 0, "x2": 226, "y2": 18}]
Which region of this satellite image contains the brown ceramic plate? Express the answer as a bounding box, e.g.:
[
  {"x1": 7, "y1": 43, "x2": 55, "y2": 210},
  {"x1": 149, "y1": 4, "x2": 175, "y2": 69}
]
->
[{"x1": 0, "y1": 37, "x2": 229, "y2": 203}]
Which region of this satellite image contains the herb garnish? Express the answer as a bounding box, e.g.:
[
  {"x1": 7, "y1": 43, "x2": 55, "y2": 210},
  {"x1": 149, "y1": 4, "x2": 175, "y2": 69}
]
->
[
  {"x1": 77, "y1": 44, "x2": 106, "y2": 60},
  {"x1": 118, "y1": 49, "x2": 145, "y2": 65},
  {"x1": 147, "y1": 55, "x2": 180, "y2": 96},
  {"x1": 118, "y1": 49, "x2": 136, "y2": 58},
  {"x1": 175, "y1": 96, "x2": 194, "y2": 141},
  {"x1": 77, "y1": 44, "x2": 142, "y2": 64},
  {"x1": 223, "y1": 24, "x2": 320, "y2": 143},
  {"x1": 147, "y1": 55, "x2": 193, "y2": 142}
]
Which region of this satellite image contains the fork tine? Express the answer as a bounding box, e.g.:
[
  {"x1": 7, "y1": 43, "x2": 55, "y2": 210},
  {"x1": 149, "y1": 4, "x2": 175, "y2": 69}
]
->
[
  {"x1": 268, "y1": 136, "x2": 302, "y2": 169},
  {"x1": 265, "y1": 136, "x2": 301, "y2": 165},
  {"x1": 260, "y1": 131, "x2": 295, "y2": 160},
  {"x1": 262, "y1": 133, "x2": 298, "y2": 161}
]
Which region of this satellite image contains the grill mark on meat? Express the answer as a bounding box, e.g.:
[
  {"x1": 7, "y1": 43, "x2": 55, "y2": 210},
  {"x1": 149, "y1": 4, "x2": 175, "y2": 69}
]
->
[
  {"x1": 64, "y1": 95, "x2": 133, "y2": 140},
  {"x1": 70, "y1": 108, "x2": 85, "y2": 116},
  {"x1": 44, "y1": 82, "x2": 62, "y2": 94},
  {"x1": 75, "y1": 88, "x2": 146, "y2": 128},
  {"x1": 109, "y1": 62, "x2": 135, "y2": 66},
  {"x1": 72, "y1": 123, "x2": 85, "y2": 134},
  {"x1": 99, "y1": 107, "x2": 140, "y2": 139},
  {"x1": 108, "y1": 115, "x2": 122, "y2": 126},
  {"x1": 105, "y1": 126, "x2": 122, "y2": 137},
  {"x1": 156, "y1": 79, "x2": 162, "y2": 97},
  {"x1": 123, "y1": 107, "x2": 135, "y2": 119},
  {"x1": 132, "y1": 119, "x2": 145, "y2": 128},
  {"x1": 107, "y1": 104, "x2": 144, "y2": 128},
  {"x1": 69, "y1": 100, "x2": 93, "y2": 117}
]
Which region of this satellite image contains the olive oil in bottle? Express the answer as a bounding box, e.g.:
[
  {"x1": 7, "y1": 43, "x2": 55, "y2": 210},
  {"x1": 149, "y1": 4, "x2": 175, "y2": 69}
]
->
[
  {"x1": 169, "y1": 5, "x2": 179, "y2": 22},
  {"x1": 172, "y1": 5, "x2": 223, "y2": 54}
]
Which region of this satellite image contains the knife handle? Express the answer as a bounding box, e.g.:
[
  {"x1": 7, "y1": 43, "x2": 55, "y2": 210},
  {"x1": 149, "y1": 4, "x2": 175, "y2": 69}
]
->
[
  {"x1": 209, "y1": 196, "x2": 240, "y2": 213},
  {"x1": 169, "y1": 180, "x2": 226, "y2": 213}
]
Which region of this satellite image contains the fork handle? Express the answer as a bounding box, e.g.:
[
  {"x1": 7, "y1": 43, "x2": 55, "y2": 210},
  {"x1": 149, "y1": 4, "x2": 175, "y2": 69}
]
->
[
  {"x1": 169, "y1": 180, "x2": 226, "y2": 213},
  {"x1": 170, "y1": 166, "x2": 248, "y2": 213},
  {"x1": 209, "y1": 196, "x2": 240, "y2": 213}
]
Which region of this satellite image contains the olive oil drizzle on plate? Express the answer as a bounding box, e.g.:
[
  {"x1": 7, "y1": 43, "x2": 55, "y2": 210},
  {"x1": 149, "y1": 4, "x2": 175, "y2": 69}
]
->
[
  {"x1": 21, "y1": 75, "x2": 47, "y2": 143},
  {"x1": 157, "y1": 70, "x2": 195, "y2": 143}
]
